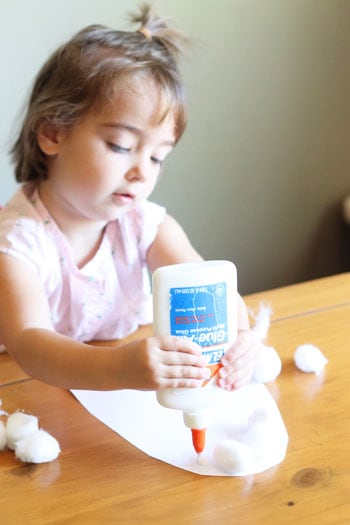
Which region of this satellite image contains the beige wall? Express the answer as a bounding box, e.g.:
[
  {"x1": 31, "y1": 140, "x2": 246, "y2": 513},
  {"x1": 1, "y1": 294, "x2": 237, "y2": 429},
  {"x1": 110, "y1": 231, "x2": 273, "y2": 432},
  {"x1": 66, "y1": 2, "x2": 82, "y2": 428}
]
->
[{"x1": 1, "y1": 0, "x2": 349, "y2": 293}]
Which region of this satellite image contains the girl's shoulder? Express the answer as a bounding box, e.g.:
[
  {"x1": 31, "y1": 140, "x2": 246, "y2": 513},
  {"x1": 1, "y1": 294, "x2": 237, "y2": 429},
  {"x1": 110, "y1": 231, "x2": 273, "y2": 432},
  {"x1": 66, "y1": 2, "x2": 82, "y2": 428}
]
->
[
  {"x1": 1, "y1": 184, "x2": 43, "y2": 227},
  {"x1": 0, "y1": 185, "x2": 58, "y2": 273},
  {"x1": 0, "y1": 185, "x2": 52, "y2": 239}
]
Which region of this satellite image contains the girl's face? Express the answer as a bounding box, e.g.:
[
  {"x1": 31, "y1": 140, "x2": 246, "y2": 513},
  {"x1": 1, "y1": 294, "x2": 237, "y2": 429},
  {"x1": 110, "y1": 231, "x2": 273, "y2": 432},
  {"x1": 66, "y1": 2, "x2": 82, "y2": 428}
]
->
[{"x1": 37, "y1": 82, "x2": 176, "y2": 225}]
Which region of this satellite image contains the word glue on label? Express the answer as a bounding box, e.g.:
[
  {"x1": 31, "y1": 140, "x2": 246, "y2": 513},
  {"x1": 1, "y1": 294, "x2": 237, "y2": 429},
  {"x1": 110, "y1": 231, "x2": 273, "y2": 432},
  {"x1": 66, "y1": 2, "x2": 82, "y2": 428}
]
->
[{"x1": 152, "y1": 260, "x2": 237, "y2": 456}]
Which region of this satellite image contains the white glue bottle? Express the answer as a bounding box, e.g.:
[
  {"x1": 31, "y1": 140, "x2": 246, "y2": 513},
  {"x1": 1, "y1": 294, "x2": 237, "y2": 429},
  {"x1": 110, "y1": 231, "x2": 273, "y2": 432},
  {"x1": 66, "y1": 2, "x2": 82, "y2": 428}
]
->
[{"x1": 152, "y1": 260, "x2": 237, "y2": 457}]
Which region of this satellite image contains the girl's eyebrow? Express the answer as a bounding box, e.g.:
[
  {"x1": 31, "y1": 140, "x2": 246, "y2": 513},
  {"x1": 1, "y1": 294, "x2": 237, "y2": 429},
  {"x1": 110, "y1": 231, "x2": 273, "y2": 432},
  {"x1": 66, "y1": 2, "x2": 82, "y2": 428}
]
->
[{"x1": 100, "y1": 122, "x2": 175, "y2": 147}]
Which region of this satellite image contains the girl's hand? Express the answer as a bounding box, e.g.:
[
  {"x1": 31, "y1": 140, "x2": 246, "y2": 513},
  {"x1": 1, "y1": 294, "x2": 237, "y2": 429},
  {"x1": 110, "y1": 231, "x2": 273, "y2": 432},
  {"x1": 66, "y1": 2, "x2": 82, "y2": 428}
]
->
[
  {"x1": 217, "y1": 329, "x2": 260, "y2": 391},
  {"x1": 116, "y1": 335, "x2": 211, "y2": 390}
]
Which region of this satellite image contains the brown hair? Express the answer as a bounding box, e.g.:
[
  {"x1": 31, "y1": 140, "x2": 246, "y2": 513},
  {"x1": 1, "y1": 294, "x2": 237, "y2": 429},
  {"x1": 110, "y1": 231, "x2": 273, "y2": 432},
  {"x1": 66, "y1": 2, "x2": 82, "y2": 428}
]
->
[{"x1": 11, "y1": 3, "x2": 189, "y2": 182}]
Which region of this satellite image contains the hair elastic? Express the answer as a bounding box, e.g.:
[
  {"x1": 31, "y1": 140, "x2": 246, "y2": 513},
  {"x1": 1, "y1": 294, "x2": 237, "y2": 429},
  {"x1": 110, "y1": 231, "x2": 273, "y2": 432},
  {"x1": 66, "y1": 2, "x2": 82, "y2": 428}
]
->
[{"x1": 138, "y1": 27, "x2": 152, "y2": 40}]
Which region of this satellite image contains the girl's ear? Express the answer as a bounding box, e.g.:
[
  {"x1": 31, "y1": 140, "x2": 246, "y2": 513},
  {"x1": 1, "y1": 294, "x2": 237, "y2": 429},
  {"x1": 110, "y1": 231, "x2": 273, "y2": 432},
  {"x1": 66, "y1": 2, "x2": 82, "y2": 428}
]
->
[{"x1": 36, "y1": 120, "x2": 63, "y2": 155}]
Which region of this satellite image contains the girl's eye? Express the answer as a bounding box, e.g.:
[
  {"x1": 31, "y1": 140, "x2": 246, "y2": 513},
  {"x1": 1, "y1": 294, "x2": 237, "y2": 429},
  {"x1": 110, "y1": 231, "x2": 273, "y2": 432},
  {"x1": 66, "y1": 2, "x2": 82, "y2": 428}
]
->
[
  {"x1": 108, "y1": 143, "x2": 130, "y2": 153},
  {"x1": 151, "y1": 156, "x2": 164, "y2": 167}
]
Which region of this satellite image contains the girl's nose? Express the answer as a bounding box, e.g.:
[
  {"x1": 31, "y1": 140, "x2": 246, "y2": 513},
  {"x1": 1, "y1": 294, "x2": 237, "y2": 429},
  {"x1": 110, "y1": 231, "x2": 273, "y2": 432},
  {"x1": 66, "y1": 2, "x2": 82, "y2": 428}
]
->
[{"x1": 125, "y1": 165, "x2": 146, "y2": 182}]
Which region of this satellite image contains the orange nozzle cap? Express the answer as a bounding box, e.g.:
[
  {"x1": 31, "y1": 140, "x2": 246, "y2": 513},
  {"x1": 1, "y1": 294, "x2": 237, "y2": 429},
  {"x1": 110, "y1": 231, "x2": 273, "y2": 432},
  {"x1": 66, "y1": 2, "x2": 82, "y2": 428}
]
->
[{"x1": 191, "y1": 428, "x2": 206, "y2": 454}]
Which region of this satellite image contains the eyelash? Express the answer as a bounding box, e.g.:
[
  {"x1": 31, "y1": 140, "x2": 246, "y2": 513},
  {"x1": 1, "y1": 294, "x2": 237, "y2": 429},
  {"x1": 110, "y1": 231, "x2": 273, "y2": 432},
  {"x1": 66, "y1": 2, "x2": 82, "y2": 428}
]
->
[
  {"x1": 108, "y1": 143, "x2": 164, "y2": 167},
  {"x1": 108, "y1": 143, "x2": 130, "y2": 154},
  {"x1": 151, "y1": 156, "x2": 163, "y2": 167}
]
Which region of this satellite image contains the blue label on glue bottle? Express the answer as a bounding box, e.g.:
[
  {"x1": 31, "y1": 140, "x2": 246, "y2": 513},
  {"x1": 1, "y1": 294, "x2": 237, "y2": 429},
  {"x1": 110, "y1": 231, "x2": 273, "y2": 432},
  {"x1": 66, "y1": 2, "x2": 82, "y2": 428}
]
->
[{"x1": 169, "y1": 282, "x2": 229, "y2": 378}]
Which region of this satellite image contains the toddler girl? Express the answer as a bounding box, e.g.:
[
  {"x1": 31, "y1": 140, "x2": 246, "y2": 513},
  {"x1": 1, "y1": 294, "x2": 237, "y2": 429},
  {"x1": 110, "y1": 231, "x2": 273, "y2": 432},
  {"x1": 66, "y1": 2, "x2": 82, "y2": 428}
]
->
[{"x1": 0, "y1": 4, "x2": 258, "y2": 391}]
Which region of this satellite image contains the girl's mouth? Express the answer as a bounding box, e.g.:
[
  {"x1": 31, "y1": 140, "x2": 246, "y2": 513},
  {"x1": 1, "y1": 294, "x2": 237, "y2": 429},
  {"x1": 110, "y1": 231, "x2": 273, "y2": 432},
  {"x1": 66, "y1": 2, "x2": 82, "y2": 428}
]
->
[{"x1": 112, "y1": 192, "x2": 135, "y2": 205}]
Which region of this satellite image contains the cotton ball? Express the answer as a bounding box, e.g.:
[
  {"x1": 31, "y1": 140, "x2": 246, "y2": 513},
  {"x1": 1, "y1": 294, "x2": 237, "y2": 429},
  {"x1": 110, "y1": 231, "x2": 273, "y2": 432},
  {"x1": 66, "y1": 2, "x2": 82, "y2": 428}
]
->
[
  {"x1": 251, "y1": 303, "x2": 272, "y2": 341},
  {"x1": 214, "y1": 440, "x2": 255, "y2": 475},
  {"x1": 252, "y1": 345, "x2": 282, "y2": 383},
  {"x1": 6, "y1": 412, "x2": 39, "y2": 449},
  {"x1": 15, "y1": 429, "x2": 60, "y2": 464},
  {"x1": 0, "y1": 399, "x2": 7, "y2": 416},
  {"x1": 294, "y1": 344, "x2": 328, "y2": 375},
  {"x1": 0, "y1": 420, "x2": 7, "y2": 451}
]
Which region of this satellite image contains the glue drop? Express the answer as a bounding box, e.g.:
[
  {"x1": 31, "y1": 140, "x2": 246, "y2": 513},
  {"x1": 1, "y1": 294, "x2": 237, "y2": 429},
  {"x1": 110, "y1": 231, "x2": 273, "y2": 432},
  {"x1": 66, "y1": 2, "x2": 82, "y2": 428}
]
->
[{"x1": 152, "y1": 260, "x2": 237, "y2": 455}]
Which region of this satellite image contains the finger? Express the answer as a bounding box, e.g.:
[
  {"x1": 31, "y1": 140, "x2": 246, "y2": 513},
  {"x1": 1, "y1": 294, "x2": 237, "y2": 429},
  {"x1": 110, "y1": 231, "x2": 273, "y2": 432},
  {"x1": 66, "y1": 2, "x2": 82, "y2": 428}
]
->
[
  {"x1": 158, "y1": 376, "x2": 210, "y2": 389},
  {"x1": 157, "y1": 336, "x2": 203, "y2": 356},
  {"x1": 158, "y1": 365, "x2": 211, "y2": 388},
  {"x1": 221, "y1": 330, "x2": 255, "y2": 365},
  {"x1": 217, "y1": 339, "x2": 260, "y2": 390},
  {"x1": 220, "y1": 345, "x2": 257, "y2": 376},
  {"x1": 218, "y1": 353, "x2": 257, "y2": 389},
  {"x1": 160, "y1": 349, "x2": 209, "y2": 367},
  {"x1": 155, "y1": 336, "x2": 209, "y2": 367},
  {"x1": 161, "y1": 362, "x2": 211, "y2": 381}
]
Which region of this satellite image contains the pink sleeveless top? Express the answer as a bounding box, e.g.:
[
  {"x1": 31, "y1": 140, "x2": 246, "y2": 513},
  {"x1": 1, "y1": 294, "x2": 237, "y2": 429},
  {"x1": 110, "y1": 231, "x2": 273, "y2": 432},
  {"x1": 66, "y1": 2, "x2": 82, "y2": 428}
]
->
[{"x1": 0, "y1": 184, "x2": 165, "y2": 342}]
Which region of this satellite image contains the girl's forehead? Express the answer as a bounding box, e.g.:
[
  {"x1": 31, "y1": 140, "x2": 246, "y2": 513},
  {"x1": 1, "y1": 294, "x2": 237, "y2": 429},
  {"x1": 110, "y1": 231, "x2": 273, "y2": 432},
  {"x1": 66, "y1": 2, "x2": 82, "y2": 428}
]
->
[{"x1": 99, "y1": 81, "x2": 177, "y2": 131}]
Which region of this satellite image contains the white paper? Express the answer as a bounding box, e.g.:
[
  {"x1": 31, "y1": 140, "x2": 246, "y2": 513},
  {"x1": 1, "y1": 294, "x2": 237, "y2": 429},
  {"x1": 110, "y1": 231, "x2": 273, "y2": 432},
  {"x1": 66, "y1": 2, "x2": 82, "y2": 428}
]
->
[{"x1": 71, "y1": 383, "x2": 288, "y2": 476}]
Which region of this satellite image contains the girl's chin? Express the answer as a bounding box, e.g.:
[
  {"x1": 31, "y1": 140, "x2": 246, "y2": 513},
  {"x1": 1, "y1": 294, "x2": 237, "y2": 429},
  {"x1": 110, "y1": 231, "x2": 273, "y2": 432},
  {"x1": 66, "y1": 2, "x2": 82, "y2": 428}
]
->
[{"x1": 106, "y1": 202, "x2": 135, "y2": 220}]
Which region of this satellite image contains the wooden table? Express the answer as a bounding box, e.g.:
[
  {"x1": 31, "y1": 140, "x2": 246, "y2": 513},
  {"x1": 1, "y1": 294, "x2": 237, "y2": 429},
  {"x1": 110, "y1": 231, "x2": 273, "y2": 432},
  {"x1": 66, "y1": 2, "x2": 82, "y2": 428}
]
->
[{"x1": 1, "y1": 273, "x2": 349, "y2": 524}]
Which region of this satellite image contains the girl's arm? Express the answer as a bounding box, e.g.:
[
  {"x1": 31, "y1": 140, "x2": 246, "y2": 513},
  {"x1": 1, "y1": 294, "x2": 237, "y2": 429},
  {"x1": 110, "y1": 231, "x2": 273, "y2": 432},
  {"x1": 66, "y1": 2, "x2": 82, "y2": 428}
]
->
[
  {"x1": 0, "y1": 213, "x2": 258, "y2": 391},
  {"x1": 0, "y1": 252, "x2": 209, "y2": 390},
  {"x1": 146, "y1": 213, "x2": 203, "y2": 271}
]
